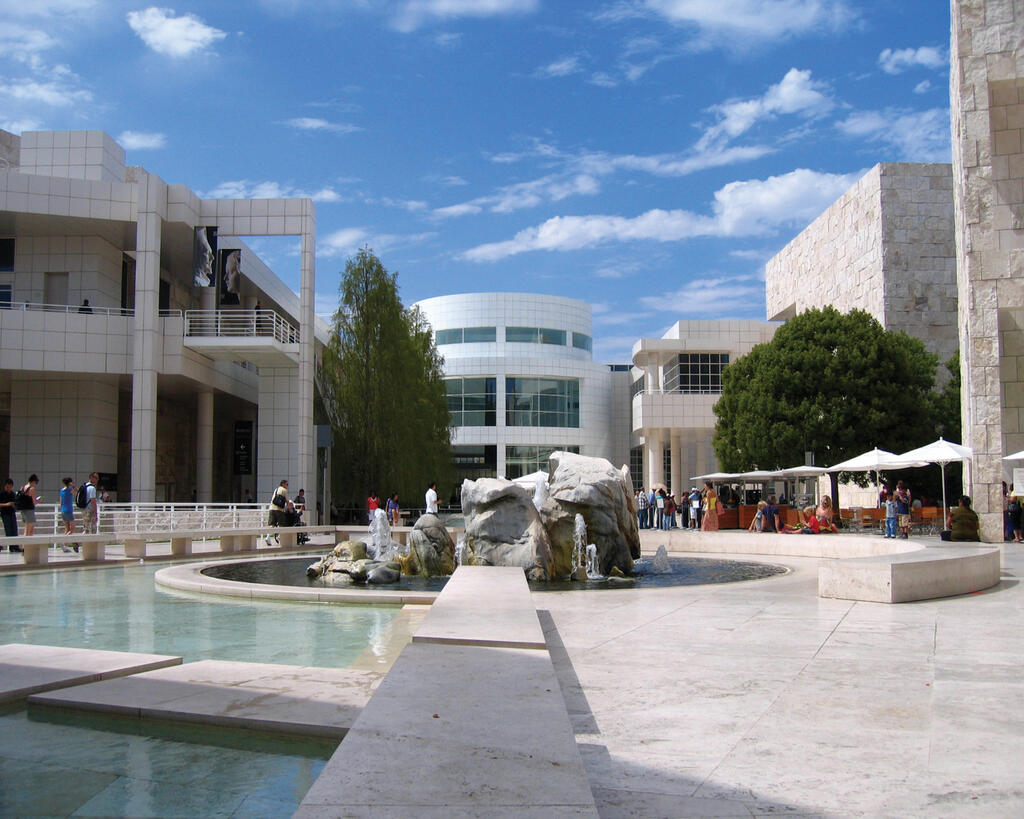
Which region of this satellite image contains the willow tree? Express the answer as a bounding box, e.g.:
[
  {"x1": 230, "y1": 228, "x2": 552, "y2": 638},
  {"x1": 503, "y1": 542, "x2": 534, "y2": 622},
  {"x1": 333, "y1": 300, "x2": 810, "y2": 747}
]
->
[
  {"x1": 712, "y1": 307, "x2": 940, "y2": 506},
  {"x1": 323, "y1": 248, "x2": 452, "y2": 509}
]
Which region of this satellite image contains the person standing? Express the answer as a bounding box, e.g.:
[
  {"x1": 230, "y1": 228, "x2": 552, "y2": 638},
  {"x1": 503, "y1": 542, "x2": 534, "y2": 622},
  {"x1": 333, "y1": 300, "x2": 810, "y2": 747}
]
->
[
  {"x1": 81, "y1": 472, "x2": 98, "y2": 534},
  {"x1": 636, "y1": 489, "x2": 648, "y2": 529},
  {"x1": 387, "y1": 492, "x2": 400, "y2": 526},
  {"x1": 655, "y1": 489, "x2": 665, "y2": 530},
  {"x1": 647, "y1": 488, "x2": 656, "y2": 529},
  {"x1": 1009, "y1": 488, "x2": 1022, "y2": 543},
  {"x1": 664, "y1": 493, "x2": 675, "y2": 530},
  {"x1": 19, "y1": 474, "x2": 41, "y2": 537},
  {"x1": 425, "y1": 481, "x2": 439, "y2": 515},
  {"x1": 894, "y1": 481, "x2": 912, "y2": 539},
  {"x1": 689, "y1": 488, "x2": 701, "y2": 529},
  {"x1": 700, "y1": 482, "x2": 720, "y2": 532},
  {"x1": 266, "y1": 479, "x2": 288, "y2": 545},
  {"x1": 884, "y1": 491, "x2": 898, "y2": 538},
  {"x1": 0, "y1": 478, "x2": 19, "y2": 551},
  {"x1": 367, "y1": 491, "x2": 380, "y2": 523},
  {"x1": 59, "y1": 477, "x2": 79, "y2": 552}
]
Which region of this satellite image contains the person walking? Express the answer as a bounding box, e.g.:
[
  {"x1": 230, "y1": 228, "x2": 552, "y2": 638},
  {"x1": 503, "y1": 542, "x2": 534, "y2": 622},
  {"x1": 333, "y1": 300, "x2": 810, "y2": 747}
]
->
[
  {"x1": 18, "y1": 474, "x2": 41, "y2": 537},
  {"x1": 81, "y1": 472, "x2": 98, "y2": 534},
  {"x1": 0, "y1": 478, "x2": 19, "y2": 551},
  {"x1": 59, "y1": 477, "x2": 79, "y2": 552},
  {"x1": 266, "y1": 479, "x2": 289, "y2": 546},
  {"x1": 425, "y1": 481, "x2": 439, "y2": 515}
]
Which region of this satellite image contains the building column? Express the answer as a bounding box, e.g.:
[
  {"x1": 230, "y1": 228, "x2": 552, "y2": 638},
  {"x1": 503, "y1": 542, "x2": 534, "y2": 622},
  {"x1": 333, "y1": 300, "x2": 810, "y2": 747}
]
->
[
  {"x1": 196, "y1": 390, "x2": 213, "y2": 503},
  {"x1": 670, "y1": 431, "x2": 682, "y2": 496},
  {"x1": 298, "y1": 206, "x2": 316, "y2": 513},
  {"x1": 130, "y1": 172, "x2": 165, "y2": 502},
  {"x1": 644, "y1": 430, "x2": 664, "y2": 490}
]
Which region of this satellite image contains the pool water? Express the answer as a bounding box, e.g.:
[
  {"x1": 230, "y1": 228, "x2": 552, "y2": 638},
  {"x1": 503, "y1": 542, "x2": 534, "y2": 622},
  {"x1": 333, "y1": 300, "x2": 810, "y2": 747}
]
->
[{"x1": 0, "y1": 560, "x2": 401, "y2": 816}]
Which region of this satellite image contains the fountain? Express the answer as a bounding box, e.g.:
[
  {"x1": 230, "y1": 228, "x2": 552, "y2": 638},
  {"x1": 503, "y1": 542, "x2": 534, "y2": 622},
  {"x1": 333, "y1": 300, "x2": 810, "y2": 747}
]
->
[
  {"x1": 454, "y1": 536, "x2": 465, "y2": 567},
  {"x1": 369, "y1": 508, "x2": 397, "y2": 561},
  {"x1": 585, "y1": 544, "x2": 601, "y2": 579},
  {"x1": 572, "y1": 513, "x2": 586, "y2": 574},
  {"x1": 652, "y1": 544, "x2": 672, "y2": 574}
]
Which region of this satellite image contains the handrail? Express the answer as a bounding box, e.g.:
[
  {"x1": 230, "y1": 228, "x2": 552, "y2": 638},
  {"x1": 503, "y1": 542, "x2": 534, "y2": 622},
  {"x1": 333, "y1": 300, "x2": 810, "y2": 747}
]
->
[
  {"x1": 1, "y1": 301, "x2": 133, "y2": 317},
  {"x1": 19, "y1": 502, "x2": 273, "y2": 536},
  {"x1": 632, "y1": 387, "x2": 723, "y2": 397},
  {"x1": 184, "y1": 309, "x2": 299, "y2": 344}
]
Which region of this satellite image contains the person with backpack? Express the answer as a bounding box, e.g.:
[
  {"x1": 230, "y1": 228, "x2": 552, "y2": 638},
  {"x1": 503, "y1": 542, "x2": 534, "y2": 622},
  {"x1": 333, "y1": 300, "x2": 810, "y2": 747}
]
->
[
  {"x1": 266, "y1": 479, "x2": 289, "y2": 546},
  {"x1": 17, "y1": 474, "x2": 41, "y2": 536},
  {"x1": 59, "y1": 477, "x2": 79, "y2": 552},
  {"x1": 79, "y1": 472, "x2": 98, "y2": 534}
]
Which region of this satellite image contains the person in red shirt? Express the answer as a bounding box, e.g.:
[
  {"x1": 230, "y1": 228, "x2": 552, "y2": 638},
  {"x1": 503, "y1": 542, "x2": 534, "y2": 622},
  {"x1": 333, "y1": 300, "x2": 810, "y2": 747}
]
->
[{"x1": 367, "y1": 491, "x2": 379, "y2": 523}]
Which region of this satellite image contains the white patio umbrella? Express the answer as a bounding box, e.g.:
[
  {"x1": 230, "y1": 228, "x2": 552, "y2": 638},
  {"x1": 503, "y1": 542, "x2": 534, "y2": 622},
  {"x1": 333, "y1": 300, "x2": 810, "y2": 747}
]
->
[
  {"x1": 827, "y1": 447, "x2": 927, "y2": 501},
  {"x1": 690, "y1": 472, "x2": 741, "y2": 482},
  {"x1": 890, "y1": 437, "x2": 973, "y2": 517}
]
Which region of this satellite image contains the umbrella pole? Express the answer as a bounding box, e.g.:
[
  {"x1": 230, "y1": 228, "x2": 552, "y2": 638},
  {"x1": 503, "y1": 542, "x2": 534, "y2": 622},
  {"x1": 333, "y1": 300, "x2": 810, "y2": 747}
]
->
[{"x1": 940, "y1": 461, "x2": 947, "y2": 532}]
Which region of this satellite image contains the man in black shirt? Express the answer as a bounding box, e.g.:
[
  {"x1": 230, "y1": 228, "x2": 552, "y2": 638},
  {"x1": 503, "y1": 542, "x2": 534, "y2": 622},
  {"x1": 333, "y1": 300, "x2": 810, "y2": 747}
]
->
[{"x1": 0, "y1": 477, "x2": 20, "y2": 551}]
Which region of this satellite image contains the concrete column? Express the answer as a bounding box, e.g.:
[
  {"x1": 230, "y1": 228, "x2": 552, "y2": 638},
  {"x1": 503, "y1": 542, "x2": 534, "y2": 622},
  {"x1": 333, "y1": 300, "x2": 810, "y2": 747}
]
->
[
  {"x1": 949, "y1": 0, "x2": 1024, "y2": 541},
  {"x1": 257, "y1": 366, "x2": 299, "y2": 504},
  {"x1": 130, "y1": 172, "x2": 165, "y2": 502},
  {"x1": 298, "y1": 206, "x2": 316, "y2": 512},
  {"x1": 670, "y1": 431, "x2": 682, "y2": 496},
  {"x1": 196, "y1": 390, "x2": 213, "y2": 502},
  {"x1": 644, "y1": 430, "x2": 664, "y2": 490}
]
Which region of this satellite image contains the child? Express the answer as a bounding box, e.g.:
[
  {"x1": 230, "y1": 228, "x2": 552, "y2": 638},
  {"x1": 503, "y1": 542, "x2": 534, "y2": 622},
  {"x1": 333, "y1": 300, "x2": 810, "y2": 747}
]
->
[
  {"x1": 884, "y1": 491, "x2": 898, "y2": 538},
  {"x1": 748, "y1": 500, "x2": 767, "y2": 532}
]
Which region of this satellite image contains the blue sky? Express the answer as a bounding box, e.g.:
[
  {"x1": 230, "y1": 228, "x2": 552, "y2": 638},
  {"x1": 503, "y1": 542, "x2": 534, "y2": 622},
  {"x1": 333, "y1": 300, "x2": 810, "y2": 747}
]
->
[{"x1": 0, "y1": 1, "x2": 951, "y2": 362}]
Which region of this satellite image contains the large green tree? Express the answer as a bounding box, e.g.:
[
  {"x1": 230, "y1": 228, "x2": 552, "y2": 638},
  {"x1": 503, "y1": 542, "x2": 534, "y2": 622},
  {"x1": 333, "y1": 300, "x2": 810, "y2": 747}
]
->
[
  {"x1": 322, "y1": 248, "x2": 452, "y2": 510},
  {"x1": 712, "y1": 307, "x2": 940, "y2": 505}
]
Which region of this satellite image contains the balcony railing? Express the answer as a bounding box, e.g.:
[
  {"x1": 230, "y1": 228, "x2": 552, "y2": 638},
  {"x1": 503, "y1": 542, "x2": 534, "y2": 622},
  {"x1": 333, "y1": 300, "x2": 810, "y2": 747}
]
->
[
  {"x1": 1, "y1": 301, "x2": 133, "y2": 317},
  {"x1": 24, "y1": 503, "x2": 269, "y2": 536},
  {"x1": 184, "y1": 309, "x2": 298, "y2": 344}
]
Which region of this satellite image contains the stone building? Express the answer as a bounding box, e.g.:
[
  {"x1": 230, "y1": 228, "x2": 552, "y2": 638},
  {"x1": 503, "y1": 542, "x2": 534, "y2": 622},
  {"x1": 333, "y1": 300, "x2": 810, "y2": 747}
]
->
[
  {"x1": 950, "y1": 0, "x2": 1024, "y2": 540},
  {"x1": 765, "y1": 162, "x2": 959, "y2": 367}
]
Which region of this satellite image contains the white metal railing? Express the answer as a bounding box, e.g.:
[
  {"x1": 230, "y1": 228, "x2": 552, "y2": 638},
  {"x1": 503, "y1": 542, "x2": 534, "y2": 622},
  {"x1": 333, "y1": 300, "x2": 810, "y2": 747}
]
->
[
  {"x1": 632, "y1": 387, "x2": 723, "y2": 397},
  {"x1": 184, "y1": 309, "x2": 298, "y2": 344},
  {"x1": 23, "y1": 503, "x2": 270, "y2": 536},
  {"x1": 0, "y1": 301, "x2": 133, "y2": 317}
]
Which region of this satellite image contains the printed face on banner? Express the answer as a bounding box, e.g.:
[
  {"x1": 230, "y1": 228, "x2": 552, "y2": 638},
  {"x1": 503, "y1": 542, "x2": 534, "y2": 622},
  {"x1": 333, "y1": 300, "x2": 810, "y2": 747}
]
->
[
  {"x1": 193, "y1": 227, "x2": 217, "y2": 287},
  {"x1": 220, "y1": 248, "x2": 241, "y2": 305}
]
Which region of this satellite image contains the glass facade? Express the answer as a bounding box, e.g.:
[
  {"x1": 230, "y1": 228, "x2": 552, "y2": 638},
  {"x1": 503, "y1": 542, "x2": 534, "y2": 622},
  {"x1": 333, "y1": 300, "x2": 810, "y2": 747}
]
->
[
  {"x1": 436, "y1": 326, "x2": 497, "y2": 345},
  {"x1": 630, "y1": 447, "x2": 643, "y2": 490},
  {"x1": 445, "y1": 377, "x2": 496, "y2": 426},
  {"x1": 572, "y1": 332, "x2": 592, "y2": 351},
  {"x1": 505, "y1": 444, "x2": 580, "y2": 479},
  {"x1": 631, "y1": 376, "x2": 645, "y2": 397},
  {"x1": 664, "y1": 353, "x2": 730, "y2": 394},
  {"x1": 505, "y1": 377, "x2": 580, "y2": 428},
  {"x1": 452, "y1": 444, "x2": 497, "y2": 482},
  {"x1": 505, "y1": 326, "x2": 567, "y2": 345}
]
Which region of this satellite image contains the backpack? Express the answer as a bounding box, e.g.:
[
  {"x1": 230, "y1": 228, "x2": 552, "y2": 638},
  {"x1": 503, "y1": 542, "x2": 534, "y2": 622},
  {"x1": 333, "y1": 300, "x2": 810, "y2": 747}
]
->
[
  {"x1": 76, "y1": 482, "x2": 90, "y2": 509},
  {"x1": 14, "y1": 489, "x2": 32, "y2": 511}
]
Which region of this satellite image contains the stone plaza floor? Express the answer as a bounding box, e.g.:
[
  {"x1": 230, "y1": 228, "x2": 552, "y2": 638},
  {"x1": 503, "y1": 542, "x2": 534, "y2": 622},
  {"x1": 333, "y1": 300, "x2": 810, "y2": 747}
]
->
[{"x1": 541, "y1": 530, "x2": 1024, "y2": 817}]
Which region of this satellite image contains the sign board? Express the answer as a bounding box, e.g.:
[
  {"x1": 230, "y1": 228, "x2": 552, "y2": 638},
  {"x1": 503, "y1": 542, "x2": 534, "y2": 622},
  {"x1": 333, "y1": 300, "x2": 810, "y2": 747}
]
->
[
  {"x1": 234, "y1": 421, "x2": 253, "y2": 475},
  {"x1": 1014, "y1": 468, "x2": 1024, "y2": 494}
]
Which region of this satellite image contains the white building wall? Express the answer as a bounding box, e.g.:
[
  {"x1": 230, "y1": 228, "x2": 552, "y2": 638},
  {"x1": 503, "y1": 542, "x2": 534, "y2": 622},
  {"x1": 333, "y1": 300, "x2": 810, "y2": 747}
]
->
[{"x1": 257, "y1": 367, "x2": 300, "y2": 498}]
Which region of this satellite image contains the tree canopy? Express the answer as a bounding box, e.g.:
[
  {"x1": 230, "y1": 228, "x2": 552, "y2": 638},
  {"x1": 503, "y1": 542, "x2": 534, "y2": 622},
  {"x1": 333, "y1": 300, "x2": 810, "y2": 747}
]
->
[
  {"x1": 712, "y1": 307, "x2": 941, "y2": 500},
  {"x1": 322, "y1": 248, "x2": 452, "y2": 510}
]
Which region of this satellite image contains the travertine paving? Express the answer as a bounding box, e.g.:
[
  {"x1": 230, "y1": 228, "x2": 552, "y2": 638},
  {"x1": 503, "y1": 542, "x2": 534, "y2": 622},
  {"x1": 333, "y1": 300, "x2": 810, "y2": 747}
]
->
[{"x1": 540, "y1": 535, "x2": 1024, "y2": 817}]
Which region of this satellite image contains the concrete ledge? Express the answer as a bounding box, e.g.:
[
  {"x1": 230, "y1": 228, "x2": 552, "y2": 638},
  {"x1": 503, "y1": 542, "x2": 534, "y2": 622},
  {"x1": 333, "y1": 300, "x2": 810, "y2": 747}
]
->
[
  {"x1": 818, "y1": 544, "x2": 1002, "y2": 603},
  {"x1": 0, "y1": 643, "x2": 181, "y2": 703},
  {"x1": 412, "y1": 565, "x2": 546, "y2": 650},
  {"x1": 294, "y1": 642, "x2": 598, "y2": 816},
  {"x1": 650, "y1": 529, "x2": 922, "y2": 559}
]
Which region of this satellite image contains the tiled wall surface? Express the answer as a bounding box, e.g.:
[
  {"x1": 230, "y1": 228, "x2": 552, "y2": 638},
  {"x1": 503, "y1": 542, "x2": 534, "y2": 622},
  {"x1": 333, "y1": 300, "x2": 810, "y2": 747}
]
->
[{"x1": 19, "y1": 130, "x2": 126, "y2": 183}]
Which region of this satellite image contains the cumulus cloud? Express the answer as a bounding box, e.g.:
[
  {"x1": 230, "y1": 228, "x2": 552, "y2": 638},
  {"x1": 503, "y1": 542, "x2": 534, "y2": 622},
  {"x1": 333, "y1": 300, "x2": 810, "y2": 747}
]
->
[
  {"x1": 537, "y1": 55, "x2": 583, "y2": 78},
  {"x1": 0, "y1": 76, "x2": 91, "y2": 106},
  {"x1": 0, "y1": 0, "x2": 95, "y2": 16},
  {"x1": 0, "y1": 23, "x2": 58, "y2": 61},
  {"x1": 637, "y1": 0, "x2": 855, "y2": 43},
  {"x1": 878, "y1": 46, "x2": 945, "y2": 75},
  {"x1": 117, "y1": 130, "x2": 166, "y2": 150},
  {"x1": 1, "y1": 117, "x2": 42, "y2": 133},
  {"x1": 639, "y1": 274, "x2": 766, "y2": 315},
  {"x1": 461, "y1": 167, "x2": 863, "y2": 261},
  {"x1": 202, "y1": 179, "x2": 344, "y2": 202},
  {"x1": 281, "y1": 117, "x2": 362, "y2": 134},
  {"x1": 127, "y1": 7, "x2": 227, "y2": 58},
  {"x1": 913, "y1": 80, "x2": 931, "y2": 95},
  {"x1": 836, "y1": 107, "x2": 950, "y2": 162},
  {"x1": 433, "y1": 173, "x2": 601, "y2": 218},
  {"x1": 319, "y1": 226, "x2": 436, "y2": 258},
  {"x1": 392, "y1": 0, "x2": 538, "y2": 32}
]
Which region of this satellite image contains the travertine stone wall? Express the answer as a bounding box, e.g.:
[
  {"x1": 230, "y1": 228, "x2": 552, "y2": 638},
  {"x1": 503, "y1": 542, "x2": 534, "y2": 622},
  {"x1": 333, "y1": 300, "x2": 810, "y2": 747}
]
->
[
  {"x1": 765, "y1": 163, "x2": 958, "y2": 365},
  {"x1": 950, "y1": 0, "x2": 1024, "y2": 540}
]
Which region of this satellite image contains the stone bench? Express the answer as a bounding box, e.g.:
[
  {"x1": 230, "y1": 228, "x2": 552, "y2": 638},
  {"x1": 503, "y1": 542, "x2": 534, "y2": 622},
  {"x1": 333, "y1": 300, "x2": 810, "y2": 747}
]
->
[
  {"x1": 0, "y1": 533, "x2": 112, "y2": 564},
  {"x1": 295, "y1": 565, "x2": 597, "y2": 816},
  {"x1": 818, "y1": 544, "x2": 1002, "y2": 603}
]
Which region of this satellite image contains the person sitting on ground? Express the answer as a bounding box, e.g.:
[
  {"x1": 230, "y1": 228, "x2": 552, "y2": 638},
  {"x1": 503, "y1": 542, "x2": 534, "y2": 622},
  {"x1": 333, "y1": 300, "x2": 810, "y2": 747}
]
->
[
  {"x1": 748, "y1": 500, "x2": 767, "y2": 532},
  {"x1": 816, "y1": 495, "x2": 835, "y2": 526},
  {"x1": 948, "y1": 495, "x2": 981, "y2": 542}
]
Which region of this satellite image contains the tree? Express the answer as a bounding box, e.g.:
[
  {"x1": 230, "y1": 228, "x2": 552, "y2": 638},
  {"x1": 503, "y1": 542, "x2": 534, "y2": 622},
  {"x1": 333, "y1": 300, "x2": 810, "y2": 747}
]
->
[
  {"x1": 712, "y1": 307, "x2": 940, "y2": 506},
  {"x1": 322, "y1": 248, "x2": 452, "y2": 512}
]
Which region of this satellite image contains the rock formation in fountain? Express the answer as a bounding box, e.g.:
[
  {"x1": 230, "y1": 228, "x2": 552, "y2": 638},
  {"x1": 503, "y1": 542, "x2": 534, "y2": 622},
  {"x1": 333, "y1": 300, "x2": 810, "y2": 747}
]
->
[
  {"x1": 460, "y1": 477, "x2": 556, "y2": 580},
  {"x1": 404, "y1": 513, "x2": 456, "y2": 576},
  {"x1": 537, "y1": 451, "x2": 640, "y2": 577},
  {"x1": 306, "y1": 539, "x2": 402, "y2": 585}
]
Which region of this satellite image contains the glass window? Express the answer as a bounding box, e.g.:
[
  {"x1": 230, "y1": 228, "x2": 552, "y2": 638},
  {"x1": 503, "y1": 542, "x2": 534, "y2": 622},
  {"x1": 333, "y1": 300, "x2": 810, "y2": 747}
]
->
[
  {"x1": 0, "y1": 238, "x2": 13, "y2": 272},
  {"x1": 539, "y1": 327, "x2": 566, "y2": 345},
  {"x1": 0, "y1": 284, "x2": 11, "y2": 309},
  {"x1": 630, "y1": 447, "x2": 643, "y2": 491},
  {"x1": 572, "y1": 332, "x2": 592, "y2": 351},
  {"x1": 463, "y1": 326, "x2": 496, "y2": 343},
  {"x1": 452, "y1": 445, "x2": 497, "y2": 482},
  {"x1": 664, "y1": 353, "x2": 730, "y2": 394},
  {"x1": 630, "y1": 376, "x2": 645, "y2": 397},
  {"x1": 436, "y1": 328, "x2": 463, "y2": 345},
  {"x1": 505, "y1": 377, "x2": 579, "y2": 428},
  {"x1": 445, "y1": 377, "x2": 496, "y2": 426},
  {"x1": 505, "y1": 445, "x2": 580, "y2": 479},
  {"x1": 505, "y1": 326, "x2": 538, "y2": 343}
]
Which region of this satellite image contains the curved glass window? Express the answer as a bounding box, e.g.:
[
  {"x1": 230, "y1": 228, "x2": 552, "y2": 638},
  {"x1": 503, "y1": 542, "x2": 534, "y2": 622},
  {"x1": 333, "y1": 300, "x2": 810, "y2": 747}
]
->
[
  {"x1": 506, "y1": 445, "x2": 580, "y2": 479},
  {"x1": 446, "y1": 377, "x2": 496, "y2": 426},
  {"x1": 572, "y1": 332, "x2": 592, "y2": 352},
  {"x1": 435, "y1": 326, "x2": 496, "y2": 345},
  {"x1": 505, "y1": 326, "x2": 567, "y2": 345},
  {"x1": 664, "y1": 353, "x2": 730, "y2": 394},
  {"x1": 505, "y1": 377, "x2": 579, "y2": 428}
]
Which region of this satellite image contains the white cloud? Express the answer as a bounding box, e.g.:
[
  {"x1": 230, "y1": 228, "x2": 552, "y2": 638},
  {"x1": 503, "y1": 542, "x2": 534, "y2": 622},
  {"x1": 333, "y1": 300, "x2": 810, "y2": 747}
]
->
[
  {"x1": 537, "y1": 55, "x2": 582, "y2": 78},
  {"x1": 0, "y1": 0, "x2": 95, "y2": 16},
  {"x1": 281, "y1": 117, "x2": 362, "y2": 134},
  {"x1": 1, "y1": 117, "x2": 42, "y2": 133},
  {"x1": 117, "y1": 130, "x2": 166, "y2": 150},
  {"x1": 392, "y1": 0, "x2": 539, "y2": 32},
  {"x1": 640, "y1": 0, "x2": 855, "y2": 42},
  {"x1": 913, "y1": 80, "x2": 931, "y2": 95},
  {"x1": 878, "y1": 46, "x2": 945, "y2": 75},
  {"x1": 462, "y1": 167, "x2": 863, "y2": 261},
  {"x1": 697, "y1": 68, "x2": 831, "y2": 151},
  {"x1": 0, "y1": 23, "x2": 58, "y2": 61},
  {"x1": 127, "y1": 7, "x2": 227, "y2": 58},
  {"x1": 639, "y1": 275, "x2": 766, "y2": 315},
  {"x1": 202, "y1": 179, "x2": 344, "y2": 202},
  {"x1": 433, "y1": 172, "x2": 601, "y2": 218},
  {"x1": 0, "y1": 76, "x2": 92, "y2": 106},
  {"x1": 319, "y1": 226, "x2": 435, "y2": 258},
  {"x1": 837, "y1": 107, "x2": 950, "y2": 162},
  {"x1": 379, "y1": 196, "x2": 429, "y2": 212}
]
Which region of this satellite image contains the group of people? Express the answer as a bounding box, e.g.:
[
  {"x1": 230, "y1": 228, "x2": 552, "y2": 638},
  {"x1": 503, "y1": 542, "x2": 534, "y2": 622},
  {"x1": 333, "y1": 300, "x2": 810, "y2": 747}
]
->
[
  {"x1": 366, "y1": 481, "x2": 440, "y2": 527},
  {"x1": 635, "y1": 482, "x2": 745, "y2": 533},
  {"x1": 1004, "y1": 483, "x2": 1022, "y2": 543},
  {"x1": 1, "y1": 473, "x2": 104, "y2": 553},
  {"x1": 266, "y1": 479, "x2": 308, "y2": 545}
]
